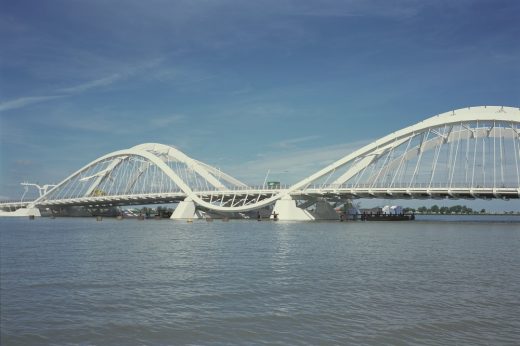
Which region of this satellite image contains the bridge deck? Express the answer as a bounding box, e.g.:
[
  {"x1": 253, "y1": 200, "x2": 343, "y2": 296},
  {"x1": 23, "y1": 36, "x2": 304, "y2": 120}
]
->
[{"x1": 2, "y1": 187, "x2": 518, "y2": 210}]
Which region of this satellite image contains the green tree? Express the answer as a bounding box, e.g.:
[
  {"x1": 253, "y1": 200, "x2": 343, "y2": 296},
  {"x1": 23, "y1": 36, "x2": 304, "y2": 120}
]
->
[
  {"x1": 461, "y1": 206, "x2": 472, "y2": 214},
  {"x1": 449, "y1": 205, "x2": 462, "y2": 214}
]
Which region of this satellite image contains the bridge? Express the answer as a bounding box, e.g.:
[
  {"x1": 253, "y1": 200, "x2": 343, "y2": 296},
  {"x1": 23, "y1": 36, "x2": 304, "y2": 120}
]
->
[{"x1": 1, "y1": 105, "x2": 519, "y2": 220}]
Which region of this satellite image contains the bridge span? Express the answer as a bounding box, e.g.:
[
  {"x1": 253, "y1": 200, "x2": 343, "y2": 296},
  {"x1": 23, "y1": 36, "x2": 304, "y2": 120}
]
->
[{"x1": 2, "y1": 105, "x2": 519, "y2": 220}]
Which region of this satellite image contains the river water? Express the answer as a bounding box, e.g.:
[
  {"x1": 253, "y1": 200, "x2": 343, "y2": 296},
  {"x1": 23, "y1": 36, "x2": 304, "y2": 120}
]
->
[{"x1": 1, "y1": 217, "x2": 519, "y2": 345}]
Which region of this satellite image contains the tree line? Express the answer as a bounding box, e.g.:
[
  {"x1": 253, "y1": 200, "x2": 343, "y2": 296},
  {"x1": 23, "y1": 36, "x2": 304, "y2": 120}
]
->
[
  {"x1": 405, "y1": 205, "x2": 484, "y2": 214},
  {"x1": 131, "y1": 206, "x2": 174, "y2": 218}
]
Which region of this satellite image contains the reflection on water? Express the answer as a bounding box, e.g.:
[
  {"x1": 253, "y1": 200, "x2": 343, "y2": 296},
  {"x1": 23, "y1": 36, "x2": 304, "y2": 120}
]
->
[{"x1": 1, "y1": 217, "x2": 519, "y2": 345}]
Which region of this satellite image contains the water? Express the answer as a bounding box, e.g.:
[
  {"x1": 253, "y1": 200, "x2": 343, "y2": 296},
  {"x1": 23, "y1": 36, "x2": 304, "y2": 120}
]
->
[{"x1": 1, "y1": 217, "x2": 519, "y2": 345}]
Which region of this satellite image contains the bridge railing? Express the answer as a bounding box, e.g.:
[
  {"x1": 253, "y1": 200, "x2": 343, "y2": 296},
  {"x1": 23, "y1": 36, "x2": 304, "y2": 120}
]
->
[
  {"x1": 300, "y1": 182, "x2": 518, "y2": 190},
  {"x1": 4, "y1": 182, "x2": 518, "y2": 206},
  {"x1": 190, "y1": 184, "x2": 293, "y2": 192},
  {"x1": 0, "y1": 200, "x2": 34, "y2": 205},
  {"x1": 193, "y1": 182, "x2": 517, "y2": 192}
]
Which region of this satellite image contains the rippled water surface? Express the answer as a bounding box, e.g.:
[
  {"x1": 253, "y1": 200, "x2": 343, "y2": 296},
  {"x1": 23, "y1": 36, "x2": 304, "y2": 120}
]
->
[{"x1": 1, "y1": 217, "x2": 519, "y2": 345}]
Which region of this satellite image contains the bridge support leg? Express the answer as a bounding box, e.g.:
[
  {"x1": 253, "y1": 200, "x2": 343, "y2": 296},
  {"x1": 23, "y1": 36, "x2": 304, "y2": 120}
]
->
[
  {"x1": 271, "y1": 195, "x2": 314, "y2": 221},
  {"x1": 170, "y1": 198, "x2": 201, "y2": 220},
  {"x1": 311, "y1": 200, "x2": 341, "y2": 220},
  {"x1": 0, "y1": 207, "x2": 41, "y2": 217}
]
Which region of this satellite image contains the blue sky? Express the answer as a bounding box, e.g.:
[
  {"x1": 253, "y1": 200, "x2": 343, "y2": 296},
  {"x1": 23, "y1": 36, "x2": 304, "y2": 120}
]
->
[{"x1": 1, "y1": 0, "x2": 519, "y2": 210}]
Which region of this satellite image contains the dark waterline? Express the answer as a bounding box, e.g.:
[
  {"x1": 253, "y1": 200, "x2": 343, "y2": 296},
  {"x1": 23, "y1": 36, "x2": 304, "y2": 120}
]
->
[{"x1": 1, "y1": 217, "x2": 519, "y2": 345}]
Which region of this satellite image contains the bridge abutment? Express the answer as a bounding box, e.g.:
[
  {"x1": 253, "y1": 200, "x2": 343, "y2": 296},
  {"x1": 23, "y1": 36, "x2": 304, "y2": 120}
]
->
[
  {"x1": 311, "y1": 200, "x2": 341, "y2": 220},
  {"x1": 0, "y1": 207, "x2": 41, "y2": 217},
  {"x1": 170, "y1": 198, "x2": 202, "y2": 220},
  {"x1": 271, "y1": 195, "x2": 315, "y2": 221}
]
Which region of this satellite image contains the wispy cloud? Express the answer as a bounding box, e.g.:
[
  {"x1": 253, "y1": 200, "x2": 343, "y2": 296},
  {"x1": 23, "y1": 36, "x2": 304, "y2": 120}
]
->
[
  {"x1": 227, "y1": 139, "x2": 371, "y2": 184},
  {"x1": 150, "y1": 115, "x2": 185, "y2": 128},
  {"x1": 0, "y1": 95, "x2": 65, "y2": 112},
  {"x1": 57, "y1": 73, "x2": 123, "y2": 93},
  {"x1": 286, "y1": 0, "x2": 424, "y2": 19},
  {"x1": 42, "y1": 107, "x2": 185, "y2": 135},
  {"x1": 0, "y1": 58, "x2": 164, "y2": 112},
  {"x1": 14, "y1": 159, "x2": 34, "y2": 166},
  {"x1": 272, "y1": 135, "x2": 321, "y2": 149},
  {"x1": 58, "y1": 58, "x2": 164, "y2": 93}
]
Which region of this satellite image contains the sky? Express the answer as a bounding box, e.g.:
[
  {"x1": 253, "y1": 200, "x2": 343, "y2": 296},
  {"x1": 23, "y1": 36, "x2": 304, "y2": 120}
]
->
[{"x1": 1, "y1": 0, "x2": 519, "y2": 210}]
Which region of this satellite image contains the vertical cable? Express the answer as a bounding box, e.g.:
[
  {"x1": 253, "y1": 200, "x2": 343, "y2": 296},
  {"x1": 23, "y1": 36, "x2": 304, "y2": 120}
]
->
[
  {"x1": 371, "y1": 137, "x2": 398, "y2": 188},
  {"x1": 352, "y1": 157, "x2": 370, "y2": 188},
  {"x1": 429, "y1": 125, "x2": 447, "y2": 188},
  {"x1": 449, "y1": 123, "x2": 463, "y2": 188},
  {"x1": 464, "y1": 124, "x2": 471, "y2": 186},
  {"x1": 493, "y1": 121, "x2": 496, "y2": 189},
  {"x1": 444, "y1": 125, "x2": 455, "y2": 186},
  {"x1": 390, "y1": 133, "x2": 414, "y2": 187},
  {"x1": 513, "y1": 123, "x2": 520, "y2": 187},
  {"x1": 482, "y1": 129, "x2": 486, "y2": 187},
  {"x1": 410, "y1": 129, "x2": 430, "y2": 188},
  {"x1": 499, "y1": 122, "x2": 504, "y2": 186},
  {"x1": 471, "y1": 121, "x2": 479, "y2": 188}
]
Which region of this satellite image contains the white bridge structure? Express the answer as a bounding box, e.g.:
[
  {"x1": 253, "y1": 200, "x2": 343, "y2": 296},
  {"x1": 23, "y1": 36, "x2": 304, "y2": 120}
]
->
[{"x1": 2, "y1": 106, "x2": 519, "y2": 220}]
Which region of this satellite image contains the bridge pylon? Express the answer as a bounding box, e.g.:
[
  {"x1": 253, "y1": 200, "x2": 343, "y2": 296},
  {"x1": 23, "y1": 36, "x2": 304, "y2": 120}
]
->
[
  {"x1": 271, "y1": 195, "x2": 314, "y2": 221},
  {"x1": 0, "y1": 207, "x2": 40, "y2": 217},
  {"x1": 170, "y1": 198, "x2": 202, "y2": 220}
]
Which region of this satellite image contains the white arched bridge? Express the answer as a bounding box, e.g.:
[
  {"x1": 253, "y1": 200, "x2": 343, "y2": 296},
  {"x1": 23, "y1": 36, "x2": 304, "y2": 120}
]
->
[{"x1": 2, "y1": 105, "x2": 519, "y2": 220}]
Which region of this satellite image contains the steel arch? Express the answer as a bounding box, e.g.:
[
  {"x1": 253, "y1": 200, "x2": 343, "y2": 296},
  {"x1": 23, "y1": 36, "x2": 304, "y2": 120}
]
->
[
  {"x1": 288, "y1": 106, "x2": 520, "y2": 190},
  {"x1": 29, "y1": 105, "x2": 520, "y2": 213}
]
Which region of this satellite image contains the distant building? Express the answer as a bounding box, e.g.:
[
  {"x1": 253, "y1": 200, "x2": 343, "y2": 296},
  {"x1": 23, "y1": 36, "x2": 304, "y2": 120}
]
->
[
  {"x1": 382, "y1": 205, "x2": 403, "y2": 215},
  {"x1": 359, "y1": 207, "x2": 382, "y2": 214}
]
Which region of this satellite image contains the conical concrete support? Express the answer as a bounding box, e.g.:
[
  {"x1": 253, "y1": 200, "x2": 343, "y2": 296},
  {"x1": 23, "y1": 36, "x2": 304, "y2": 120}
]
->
[
  {"x1": 271, "y1": 195, "x2": 314, "y2": 221},
  {"x1": 0, "y1": 207, "x2": 41, "y2": 217},
  {"x1": 311, "y1": 200, "x2": 339, "y2": 220},
  {"x1": 170, "y1": 199, "x2": 201, "y2": 220}
]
